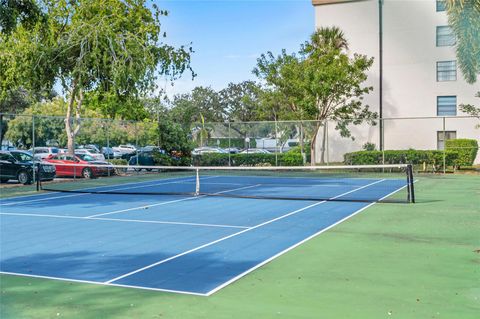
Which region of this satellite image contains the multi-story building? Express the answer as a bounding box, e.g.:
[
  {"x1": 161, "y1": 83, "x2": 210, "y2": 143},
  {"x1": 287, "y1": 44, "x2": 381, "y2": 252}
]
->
[{"x1": 311, "y1": 0, "x2": 479, "y2": 163}]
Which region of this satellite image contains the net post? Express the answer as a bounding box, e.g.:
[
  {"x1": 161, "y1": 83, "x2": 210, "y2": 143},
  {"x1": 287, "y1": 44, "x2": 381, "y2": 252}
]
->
[
  {"x1": 195, "y1": 168, "x2": 200, "y2": 196},
  {"x1": 406, "y1": 164, "x2": 415, "y2": 203},
  {"x1": 36, "y1": 162, "x2": 41, "y2": 191}
]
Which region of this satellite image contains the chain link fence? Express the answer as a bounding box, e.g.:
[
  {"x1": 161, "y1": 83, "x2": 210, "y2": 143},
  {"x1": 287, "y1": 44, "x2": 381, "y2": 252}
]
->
[{"x1": 1, "y1": 113, "x2": 478, "y2": 174}]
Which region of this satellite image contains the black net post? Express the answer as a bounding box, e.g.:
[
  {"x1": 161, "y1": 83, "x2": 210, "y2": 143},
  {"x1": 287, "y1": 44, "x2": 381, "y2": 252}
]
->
[
  {"x1": 406, "y1": 164, "x2": 415, "y2": 203},
  {"x1": 36, "y1": 163, "x2": 41, "y2": 191}
]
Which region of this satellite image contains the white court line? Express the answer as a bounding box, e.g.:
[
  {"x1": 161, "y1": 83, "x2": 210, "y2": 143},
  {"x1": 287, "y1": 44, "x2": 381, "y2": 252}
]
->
[
  {"x1": 85, "y1": 184, "x2": 262, "y2": 219},
  {"x1": 0, "y1": 177, "x2": 201, "y2": 207},
  {"x1": 206, "y1": 181, "x2": 409, "y2": 295},
  {"x1": 105, "y1": 179, "x2": 385, "y2": 284},
  {"x1": 0, "y1": 212, "x2": 248, "y2": 229},
  {"x1": 0, "y1": 175, "x2": 197, "y2": 203},
  {"x1": 199, "y1": 181, "x2": 347, "y2": 187},
  {"x1": 0, "y1": 271, "x2": 208, "y2": 296}
]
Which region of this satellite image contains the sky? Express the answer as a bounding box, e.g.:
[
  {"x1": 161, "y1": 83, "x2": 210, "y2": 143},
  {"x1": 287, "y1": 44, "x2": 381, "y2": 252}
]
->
[{"x1": 155, "y1": 0, "x2": 315, "y2": 97}]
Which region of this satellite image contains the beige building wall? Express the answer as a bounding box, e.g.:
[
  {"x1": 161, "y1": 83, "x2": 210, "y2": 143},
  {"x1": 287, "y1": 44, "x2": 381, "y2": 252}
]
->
[{"x1": 312, "y1": 0, "x2": 480, "y2": 163}]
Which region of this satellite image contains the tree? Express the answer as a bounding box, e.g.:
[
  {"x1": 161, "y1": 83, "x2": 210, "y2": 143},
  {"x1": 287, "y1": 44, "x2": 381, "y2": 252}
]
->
[
  {"x1": 0, "y1": 0, "x2": 194, "y2": 154},
  {"x1": 446, "y1": 0, "x2": 480, "y2": 84},
  {"x1": 220, "y1": 81, "x2": 261, "y2": 122},
  {"x1": 446, "y1": 1, "x2": 480, "y2": 125},
  {"x1": 254, "y1": 27, "x2": 376, "y2": 164},
  {"x1": 460, "y1": 93, "x2": 480, "y2": 129},
  {"x1": 170, "y1": 86, "x2": 225, "y2": 130}
]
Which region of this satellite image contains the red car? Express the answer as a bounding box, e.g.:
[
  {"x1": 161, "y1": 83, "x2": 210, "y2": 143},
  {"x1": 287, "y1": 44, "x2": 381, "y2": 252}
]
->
[{"x1": 45, "y1": 154, "x2": 114, "y2": 178}]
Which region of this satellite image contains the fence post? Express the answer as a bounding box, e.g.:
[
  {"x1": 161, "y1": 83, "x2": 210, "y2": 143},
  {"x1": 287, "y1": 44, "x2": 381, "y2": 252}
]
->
[
  {"x1": 326, "y1": 120, "x2": 330, "y2": 165},
  {"x1": 32, "y1": 115, "x2": 36, "y2": 184},
  {"x1": 274, "y1": 119, "x2": 278, "y2": 166},
  {"x1": 381, "y1": 118, "x2": 385, "y2": 168},
  {"x1": 300, "y1": 121, "x2": 306, "y2": 165},
  {"x1": 228, "y1": 122, "x2": 231, "y2": 167},
  {"x1": 443, "y1": 117, "x2": 446, "y2": 174}
]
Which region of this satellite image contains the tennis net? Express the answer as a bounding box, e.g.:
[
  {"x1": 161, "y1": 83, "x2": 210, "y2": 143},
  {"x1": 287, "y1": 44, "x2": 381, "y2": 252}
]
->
[{"x1": 38, "y1": 164, "x2": 415, "y2": 203}]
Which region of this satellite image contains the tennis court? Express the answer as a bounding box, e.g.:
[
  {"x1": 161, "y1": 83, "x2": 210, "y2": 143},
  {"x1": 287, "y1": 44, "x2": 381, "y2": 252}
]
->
[{"x1": 0, "y1": 165, "x2": 413, "y2": 296}]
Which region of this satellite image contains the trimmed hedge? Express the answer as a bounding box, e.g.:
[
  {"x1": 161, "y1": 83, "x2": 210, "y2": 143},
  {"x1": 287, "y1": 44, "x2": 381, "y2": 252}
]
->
[
  {"x1": 206, "y1": 138, "x2": 256, "y2": 149},
  {"x1": 109, "y1": 159, "x2": 128, "y2": 166},
  {"x1": 343, "y1": 150, "x2": 459, "y2": 170},
  {"x1": 445, "y1": 139, "x2": 478, "y2": 167},
  {"x1": 193, "y1": 150, "x2": 303, "y2": 167}
]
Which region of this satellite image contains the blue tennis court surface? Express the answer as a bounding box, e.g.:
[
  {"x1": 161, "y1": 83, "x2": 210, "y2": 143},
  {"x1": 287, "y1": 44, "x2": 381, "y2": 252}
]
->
[{"x1": 0, "y1": 175, "x2": 407, "y2": 295}]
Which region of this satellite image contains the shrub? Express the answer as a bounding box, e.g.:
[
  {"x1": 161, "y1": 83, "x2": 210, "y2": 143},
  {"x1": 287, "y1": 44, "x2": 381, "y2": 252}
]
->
[
  {"x1": 445, "y1": 139, "x2": 479, "y2": 167},
  {"x1": 193, "y1": 150, "x2": 303, "y2": 167},
  {"x1": 152, "y1": 151, "x2": 192, "y2": 166},
  {"x1": 343, "y1": 149, "x2": 459, "y2": 170},
  {"x1": 109, "y1": 159, "x2": 128, "y2": 166},
  {"x1": 152, "y1": 153, "x2": 174, "y2": 166},
  {"x1": 279, "y1": 149, "x2": 303, "y2": 166}
]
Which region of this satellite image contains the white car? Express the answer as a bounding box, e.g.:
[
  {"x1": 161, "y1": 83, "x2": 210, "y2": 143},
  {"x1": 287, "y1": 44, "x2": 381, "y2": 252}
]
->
[
  {"x1": 192, "y1": 147, "x2": 228, "y2": 155},
  {"x1": 30, "y1": 147, "x2": 61, "y2": 159},
  {"x1": 75, "y1": 148, "x2": 105, "y2": 161},
  {"x1": 113, "y1": 144, "x2": 137, "y2": 154},
  {"x1": 240, "y1": 148, "x2": 271, "y2": 154}
]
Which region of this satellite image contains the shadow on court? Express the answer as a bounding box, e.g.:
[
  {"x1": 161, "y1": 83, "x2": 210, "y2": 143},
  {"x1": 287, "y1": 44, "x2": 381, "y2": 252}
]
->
[{"x1": 0, "y1": 249, "x2": 259, "y2": 293}]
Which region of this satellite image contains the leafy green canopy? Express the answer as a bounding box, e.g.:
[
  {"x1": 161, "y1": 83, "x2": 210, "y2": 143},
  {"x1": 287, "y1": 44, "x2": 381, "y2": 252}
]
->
[
  {"x1": 446, "y1": 0, "x2": 480, "y2": 84},
  {"x1": 0, "y1": 0, "x2": 194, "y2": 153},
  {"x1": 253, "y1": 27, "x2": 376, "y2": 163}
]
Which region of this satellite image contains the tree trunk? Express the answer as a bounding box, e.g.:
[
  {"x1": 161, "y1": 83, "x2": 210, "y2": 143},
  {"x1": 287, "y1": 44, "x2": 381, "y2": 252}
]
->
[
  {"x1": 310, "y1": 121, "x2": 322, "y2": 165},
  {"x1": 65, "y1": 83, "x2": 83, "y2": 155},
  {"x1": 320, "y1": 123, "x2": 327, "y2": 164}
]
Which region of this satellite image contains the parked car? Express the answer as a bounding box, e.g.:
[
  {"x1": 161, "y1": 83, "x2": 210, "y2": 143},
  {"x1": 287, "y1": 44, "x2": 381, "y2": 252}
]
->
[
  {"x1": 75, "y1": 148, "x2": 105, "y2": 161},
  {"x1": 0, "y1": 150, "x2": 55, "y2": 184},
  {"x1": 240, "y1": 148, "x2": 271, "y2": 154},
  {"x1": 113, "y1": 144, "x2": 137, "y2": 154},
  {"x1": 192, "y1": 147, "x2": 228, "y2": 155},
  {"x1": 45, "y1": 154, "x2": 113, "y2": 179},
  {"x1": 128, "y1": 152, "x2": 155, "y2": 170},
  {"x1": 101, "y1": 147, "x2": 122, "y2": 159},
  {"x1": 224, "y1": 147, "x2": 241, "y2": 154},
  {"x1": 78, "y1": 144, "x2": 100, "y2": 153},
  {"x1": 30, "y1": 147, "x2": 61, "y2": 159}
]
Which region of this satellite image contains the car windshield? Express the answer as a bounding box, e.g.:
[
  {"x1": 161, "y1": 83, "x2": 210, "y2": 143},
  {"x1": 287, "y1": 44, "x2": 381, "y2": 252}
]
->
[
  {"x1": 11, "y1": 152, "x2": 33, "y2": 162},
  {"x1": 77, "y1": 154, "x2": 95, "y2": 161}
]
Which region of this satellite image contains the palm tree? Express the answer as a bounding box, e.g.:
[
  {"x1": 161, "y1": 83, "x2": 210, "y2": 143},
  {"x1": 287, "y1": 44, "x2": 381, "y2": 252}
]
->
[
  {"x1": 303, "y1": 27, "x2": 350, "y2": 164},
  {"x1": 447, "y1": 0, "x2": 480, "y2": 125},
  {"x1": 446, "y1": 0, "x2": 480, "y2": 84},
  {"x1": 303, "y1": 27, "x2": 349, "y2": 55}
]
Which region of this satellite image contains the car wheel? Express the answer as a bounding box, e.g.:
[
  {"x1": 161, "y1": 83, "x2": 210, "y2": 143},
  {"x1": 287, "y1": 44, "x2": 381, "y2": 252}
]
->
[
  {"x1": 18, "y1": 170, "x2": 32, "y2": 185},
  {"x1": 146, "y1": 168, "x2": 153, "y2": 172},
  {"x1": 82, "y1": 168, "x2": 94, "y2": 179},
  {"x1": 134, "y1": 168, "x2": 142, "y2": 172},
  {"x1": 0, "y1": 178, "x2": 9, "y2": 183}
]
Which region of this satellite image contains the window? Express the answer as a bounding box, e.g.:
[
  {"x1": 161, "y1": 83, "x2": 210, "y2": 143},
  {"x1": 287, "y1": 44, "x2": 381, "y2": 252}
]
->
[
  {"x1": 0, "y1": 153, "x2": 12, "y2": 161},
  {"x1": 437, "y1": 131, "x2": 456, "y2": 150},
  {"x1": 436, "y1": 26, "x2": 456, "y2": 46},
  {"x1": 437, "y1": 96, "x2": 457, "y2": 116},
  {"x1": 437, "y1": 61, "x2": 457, "y2": 81},
  {"x1": 436, "y1": 0, "x2": 446, "y2": 11}
]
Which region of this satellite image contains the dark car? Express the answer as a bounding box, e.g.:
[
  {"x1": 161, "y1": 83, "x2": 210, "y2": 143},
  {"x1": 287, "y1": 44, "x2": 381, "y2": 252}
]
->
[
  {"x1": 0, "y1": 150, "x2": 56, "y2": 185},
  {"x1": 128, "y1": 152, "x2": 155, "y2": 170}
]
